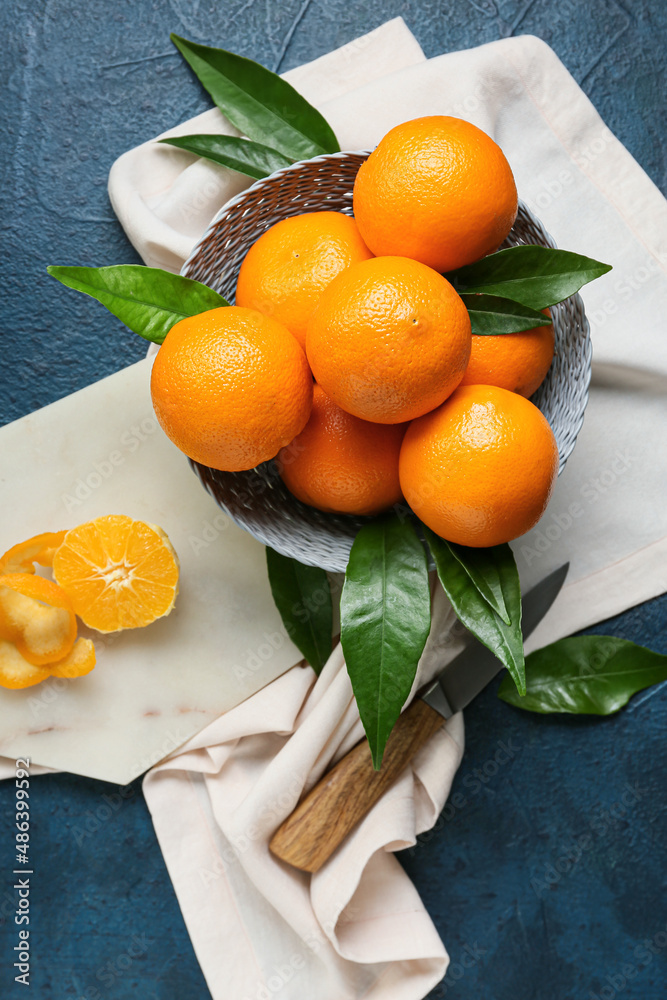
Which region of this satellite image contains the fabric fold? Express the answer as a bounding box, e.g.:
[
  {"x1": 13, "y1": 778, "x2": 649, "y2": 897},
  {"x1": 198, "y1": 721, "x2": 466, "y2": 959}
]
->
[{"x1": 144, "y1": 588, "x2": 465, "y2": 1000}]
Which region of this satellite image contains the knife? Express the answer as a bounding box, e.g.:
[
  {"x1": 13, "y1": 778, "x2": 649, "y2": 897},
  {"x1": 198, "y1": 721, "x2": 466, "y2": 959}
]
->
[{"x1": 269, "y1": 562, "x2": 569, "y2": 873}]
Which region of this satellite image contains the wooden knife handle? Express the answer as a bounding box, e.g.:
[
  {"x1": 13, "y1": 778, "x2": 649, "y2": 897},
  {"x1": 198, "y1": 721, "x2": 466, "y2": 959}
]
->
[{"x1": 269, "y1": 699, "x2": 445, "y2": 873}]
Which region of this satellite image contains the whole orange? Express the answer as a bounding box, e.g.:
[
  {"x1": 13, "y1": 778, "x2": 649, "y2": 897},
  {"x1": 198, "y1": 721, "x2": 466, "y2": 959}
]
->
[
  {"x1": 235, "y1": 211, "x2": 373, "y2": 349},
  {"x1": 353, "y1": 116, "x2": 518, "y2": 273},
  {"x1": 460, "y1": 311, "x2": 555, "y2": 397},
  {"x1": 399, "y1": 385, "x2": 559, "y2": 547},
  {"x1": 151, "y1": 306, "x2": 313, "y2": 472},
  {"x1": 278, "y1": 385, "x2": 406, "y2": 516},
  {"x1": 306, "y1": 256, "x2": 471, "y2": 424}
]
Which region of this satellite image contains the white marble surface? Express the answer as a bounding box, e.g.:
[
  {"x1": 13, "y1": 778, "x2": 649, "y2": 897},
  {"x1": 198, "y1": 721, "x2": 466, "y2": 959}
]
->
[{"x1": 0, "y1": 359, "x2": 302, "y2": 784}]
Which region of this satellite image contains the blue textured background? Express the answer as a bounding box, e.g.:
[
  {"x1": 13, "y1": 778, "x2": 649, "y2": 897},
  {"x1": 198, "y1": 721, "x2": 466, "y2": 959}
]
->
[{"x1": 1, "y1": 2, "x2": 666, "y2": 998}]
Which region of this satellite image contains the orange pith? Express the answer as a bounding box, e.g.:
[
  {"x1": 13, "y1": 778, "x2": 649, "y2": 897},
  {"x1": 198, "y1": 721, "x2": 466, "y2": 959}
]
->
[
  {"x1": 49, "y1": 637, "x2": 96, "y2": 679},
  {"x1": 278, "y1": 384, "x2": 406, "y2": 516},
  {"x1": 0, "y1": 636, "x2": 95, "y2": 689},
  {"x1": 0, "y1": 530, "x2": 67, "y2": 575},
  {"x1": 235, "y1": 211, "x2": 373, "y2": 349},
  {"x1": 460, "y1": 310, "x2": 554, "y2": 397},
  {"x1": 399, "y1": 384, "x2": 559, "y2": 547},
  {"x1": 0, "y1": 643, "x2": 52, "y2": 689},
  {"x1": 353, "y1": 116, "x2": 518, "y2": 273},
  {"x1": 52, "y1": 515, "x2": 180, "y2": 633},
  {"x1": 306, "y1": 256, "x2": 471, "y2": 424},
  {"x1": 150, "y1": 306, "x2": 313, "y2": 472},
  {"x1": 0, "y1": 573, "x2": 77, "y2": 666}
]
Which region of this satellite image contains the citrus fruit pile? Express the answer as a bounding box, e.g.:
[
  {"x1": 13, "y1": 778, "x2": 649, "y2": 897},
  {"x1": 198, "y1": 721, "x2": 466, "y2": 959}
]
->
[
  {"x1": 150, "y1": 116, "x2": 559, "y2": 549},
  {"x1": 0, "y1": 516, "x2": 179, "y2": 689}
]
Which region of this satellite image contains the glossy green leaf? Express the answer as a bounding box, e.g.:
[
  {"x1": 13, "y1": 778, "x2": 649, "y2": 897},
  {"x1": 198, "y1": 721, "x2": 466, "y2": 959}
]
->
[
  {"x1": 340, "y1": 516, "x2": 431, "y2": 769},
  {"x1": 171, "y1": 35, "x2": 340, "y2": 161},
  {"x1": 424, "y1": 528, "x2": 525, "y2": 695},
  {"x1": 498, "y1": 636, "x2": 667, "y2": 714},
  {"x1": 448, "y1": 245, "x2": 612, "y2": 309},
  {"x1": 266, "y1": 548, "x2": 333, "y2": 675},
  {"x1": 47, "y1": 265, "x2": 228, "y2": 344},
  {"x1": 159, "y1": 134, "x2": 293, "y2": 180},
  {"x1": 461, "y1": 293, "x2": 552, "y2": 335},
  {"x1": 447, "y1": 541, "x2": 521, "y2": 625}
]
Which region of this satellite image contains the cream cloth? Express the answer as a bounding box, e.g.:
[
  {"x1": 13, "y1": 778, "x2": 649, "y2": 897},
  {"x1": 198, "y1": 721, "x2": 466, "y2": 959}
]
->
[
  {"x1": 12, "y1": 14, "x2": 665, "y2": 1000},
  {"x1": 142, "y1": 587, "x2": 465, "y2": 1000}
]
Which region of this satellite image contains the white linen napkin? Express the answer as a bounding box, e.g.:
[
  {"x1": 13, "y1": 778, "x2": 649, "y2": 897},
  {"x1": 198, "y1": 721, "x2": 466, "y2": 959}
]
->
[
  {"x1": 104, "y1": 14, "x2": 666, "y2": 1000},
  {"x1": 143, "y1": 587, "x2": 465, "y2": 1000}
]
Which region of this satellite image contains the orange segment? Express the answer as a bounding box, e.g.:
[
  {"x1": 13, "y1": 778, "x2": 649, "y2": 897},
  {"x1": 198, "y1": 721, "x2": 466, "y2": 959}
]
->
[
  {"x1": 52, "y1": 515, "x2": 180, "y2": 633},
  {"x1": 0, "y1": 530, "x2": 68, "y2": 575},
  {"x1": 0, "y1": 574, "x2": 77, "y2": 666},
  {"x1": 49, "y1": 637, "x2": 96, "y2": 679},
  {"x1": 0, "y1": 640, "x2": 51, "y2": 689}
]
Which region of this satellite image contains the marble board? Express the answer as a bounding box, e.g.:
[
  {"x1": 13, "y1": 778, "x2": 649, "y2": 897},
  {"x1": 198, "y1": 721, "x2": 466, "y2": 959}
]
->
[{"x1": 0, "y1": 358, "x2": 302, "y2": 784}]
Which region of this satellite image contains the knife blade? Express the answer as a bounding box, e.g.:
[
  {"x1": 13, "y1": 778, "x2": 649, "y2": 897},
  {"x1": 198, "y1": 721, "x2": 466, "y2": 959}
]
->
[{"x1": 269, "y1": 562, "x2": 569, "y2": 872}]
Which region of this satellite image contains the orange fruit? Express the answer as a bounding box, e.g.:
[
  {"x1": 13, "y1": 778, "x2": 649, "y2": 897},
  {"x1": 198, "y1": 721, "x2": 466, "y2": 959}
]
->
[
  {"x1": 151, "y1": 306, "x2": 313, "y2": 472},
  {"x1": 278, "y1": 385, "x2": 406, "y2": 516},
  {"x1": 53, "y1": 515, "x2": 180, "y2": 633},
  {"x1": 460, "y1": 310, "x2": 554, "y2": 397},
  {"x1": 306, "y1": 256, "x2": 471, "y2": 424},
  {"x1": 235, "y1": 211, "x2": 373, "y2": 349},
  {"x1": 0, "y1": 530, "x2": 67, "y2": 574},
  {"x1": 353, "y1": 116, "x2": 518, "y2": 273},
  {"x1": 399, "y1": 385, "x2": 559, "y2": 547},
  {"x1": 0, "y1": 573, "x2": 77, "y2": 666}
]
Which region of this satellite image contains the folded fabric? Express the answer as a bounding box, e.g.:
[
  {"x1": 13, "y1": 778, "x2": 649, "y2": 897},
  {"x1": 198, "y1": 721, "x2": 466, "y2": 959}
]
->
[
  {"x1": 144, "y1": 585, "x2": 465, "y2": 1000},
  {"x1": 108, "y1": 18, "x2": 426, "y2": 272}
]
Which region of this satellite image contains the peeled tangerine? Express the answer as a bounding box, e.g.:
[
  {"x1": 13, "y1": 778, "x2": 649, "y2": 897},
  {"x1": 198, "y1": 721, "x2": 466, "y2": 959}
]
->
[
  {"x1": 52, "y1": 515, "x2": 180, "y2": 633},
  {"x1": 0, "y1": 574, "x2": 95, "y2": 689},
  {"x1": 399, "y1": 385, "x2": 559, "y2": 548}
]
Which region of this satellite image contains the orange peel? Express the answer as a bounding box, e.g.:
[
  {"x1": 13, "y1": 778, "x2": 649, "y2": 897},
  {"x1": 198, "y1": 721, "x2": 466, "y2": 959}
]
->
[
  {"x1": 0, "y1": 641, "x2": 52, "y2": 689},
  {"x1": 0, "y1": 530, "x2": 68, "y2": 575},
  {"x1": 0, "y1": 573, "x2": 77, "y2": 667},
  {"x1": 49, "y1": 637, "x2": 96, "y2": 679},
  {"x1": 0, "y1": 636, "x2": 96, "y2": 689}
]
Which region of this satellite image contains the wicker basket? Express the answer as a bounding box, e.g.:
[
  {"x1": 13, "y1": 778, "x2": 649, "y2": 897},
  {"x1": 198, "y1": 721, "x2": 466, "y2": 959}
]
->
[{"x1": 182, "y1": 151, "x2": 592, "y2": 572}]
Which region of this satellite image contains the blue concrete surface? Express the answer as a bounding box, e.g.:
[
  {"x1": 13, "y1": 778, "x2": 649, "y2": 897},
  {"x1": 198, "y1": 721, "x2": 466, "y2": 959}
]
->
[{"x1": 1, "y1": 2, "x2": 666, "y2": 998}]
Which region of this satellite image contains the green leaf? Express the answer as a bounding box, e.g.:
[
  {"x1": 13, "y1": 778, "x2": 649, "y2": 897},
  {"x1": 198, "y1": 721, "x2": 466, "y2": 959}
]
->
[
  {"x1": 47, "y1": 265, "x2": 228, "y2": 344},
  {"x1": 448, "y1": 245, "x2": 612, "y2": 309},
  {"x1": 498, "y1": 636, "x2": 667, "y2": 714},
  {"x1": 424, "y1": 528, "x2": 525, "y2": 695},
  {"x1": 447, "y1": 542, "x2": 520, "y2": 625},
  {"x1": 159, "y1": 134, "x2": 294, "y2": 180},
  {"x1": 461, "y1": 293, "x2": 552, "y2": 335},
  {"x1": 171, "y1": 35, "x2": 339, "y2": 161},
  {"x1": 266, "y1": 548, "x2": 333, "y2": 675},
  {"x1": 340, "y1": 516, "x2": 431, "y2": 769}
]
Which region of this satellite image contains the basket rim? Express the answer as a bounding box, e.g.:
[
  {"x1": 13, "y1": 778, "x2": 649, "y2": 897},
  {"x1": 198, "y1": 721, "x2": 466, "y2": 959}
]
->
[{"x1": 180, "y1": 149, "x2": 371, "y2": 279}]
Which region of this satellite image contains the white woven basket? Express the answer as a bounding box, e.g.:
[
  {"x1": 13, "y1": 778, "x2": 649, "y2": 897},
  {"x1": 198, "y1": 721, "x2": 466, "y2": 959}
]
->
[{"x1": 182, "y1": 151, "x2": 592, "y2": 572}]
